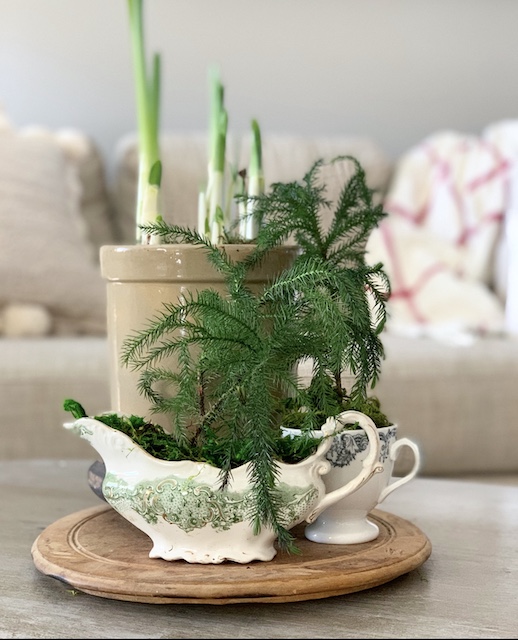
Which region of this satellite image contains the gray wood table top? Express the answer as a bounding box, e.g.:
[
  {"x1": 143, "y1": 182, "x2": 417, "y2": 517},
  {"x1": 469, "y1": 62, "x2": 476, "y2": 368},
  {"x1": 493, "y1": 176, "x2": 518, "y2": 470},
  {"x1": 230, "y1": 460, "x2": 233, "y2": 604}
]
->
[{"x1": 1, "y1": 459, "x2": 517, "y2": 639}]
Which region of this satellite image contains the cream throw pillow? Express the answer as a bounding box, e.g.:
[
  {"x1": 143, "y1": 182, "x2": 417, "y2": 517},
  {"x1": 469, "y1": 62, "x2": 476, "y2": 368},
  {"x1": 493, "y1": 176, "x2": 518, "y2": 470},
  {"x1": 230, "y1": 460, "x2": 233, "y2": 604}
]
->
[
  {"x1": 0, "y1": 127, "x2": 106, "y2": 334},
  {"x1": 54, "y1": 127, "x2": 117, "y2": 252}
]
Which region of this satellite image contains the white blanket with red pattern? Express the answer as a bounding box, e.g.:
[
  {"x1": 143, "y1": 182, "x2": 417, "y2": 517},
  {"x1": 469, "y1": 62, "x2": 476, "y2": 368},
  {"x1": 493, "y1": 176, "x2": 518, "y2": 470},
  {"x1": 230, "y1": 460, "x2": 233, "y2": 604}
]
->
[{"x1": 366, "y1": 122, "x2": 518, "y2": 342}]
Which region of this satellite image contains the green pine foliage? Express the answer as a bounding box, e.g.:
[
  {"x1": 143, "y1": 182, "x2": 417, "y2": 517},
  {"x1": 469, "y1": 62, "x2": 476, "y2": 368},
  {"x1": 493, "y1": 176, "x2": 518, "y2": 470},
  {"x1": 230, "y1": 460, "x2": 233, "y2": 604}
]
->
[{"x1": 65, "y1": 156, "x2": 392, "y2": 553}]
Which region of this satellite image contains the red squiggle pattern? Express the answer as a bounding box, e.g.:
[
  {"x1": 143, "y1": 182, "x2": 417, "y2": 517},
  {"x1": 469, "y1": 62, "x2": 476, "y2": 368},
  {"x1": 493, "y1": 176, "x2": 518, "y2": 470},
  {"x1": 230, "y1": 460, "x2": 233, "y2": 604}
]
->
[
  {"x1": 379, "y1": 133, "x2": 509, "y2": 326},
  {"x1": 380, "y1": 223, "x2": 445, "y2": 324}
]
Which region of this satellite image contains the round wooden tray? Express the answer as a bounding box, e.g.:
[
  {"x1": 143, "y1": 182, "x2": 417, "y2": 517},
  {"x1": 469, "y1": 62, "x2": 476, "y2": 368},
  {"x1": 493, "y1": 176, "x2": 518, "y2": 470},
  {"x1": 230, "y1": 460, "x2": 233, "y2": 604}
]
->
[{"x1": 32, "y1": 505, "x2": 431, "y2": 605}]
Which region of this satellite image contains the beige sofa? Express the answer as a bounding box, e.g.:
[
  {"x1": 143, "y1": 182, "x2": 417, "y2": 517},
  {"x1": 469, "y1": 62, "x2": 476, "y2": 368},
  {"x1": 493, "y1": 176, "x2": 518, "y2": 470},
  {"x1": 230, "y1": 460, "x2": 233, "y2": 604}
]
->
[{"x1": 1, "y1": 126, "x2": 517, "y2": 479}]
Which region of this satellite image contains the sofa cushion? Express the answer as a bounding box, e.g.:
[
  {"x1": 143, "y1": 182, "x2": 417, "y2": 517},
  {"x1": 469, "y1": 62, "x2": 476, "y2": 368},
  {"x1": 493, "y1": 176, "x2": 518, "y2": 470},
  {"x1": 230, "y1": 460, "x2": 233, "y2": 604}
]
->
[
  {"x1": 112, "y1": 132, "x2": 394, "y2": 244},
  {"x1": 4, "y1": 333, "x2": 517, "y2": 479},
  {"x1": 370, "y1": 333, "x2": 518, "y2": 476},
  {"x1": 0, "y1": 123, "x2": 107, "y2": 335},
  {"x1": 53, "y1": 128, "x2": 118, "y2": 252},
  {"x1": 0, "y1": 337, "x2": 110, "y2": 459}
]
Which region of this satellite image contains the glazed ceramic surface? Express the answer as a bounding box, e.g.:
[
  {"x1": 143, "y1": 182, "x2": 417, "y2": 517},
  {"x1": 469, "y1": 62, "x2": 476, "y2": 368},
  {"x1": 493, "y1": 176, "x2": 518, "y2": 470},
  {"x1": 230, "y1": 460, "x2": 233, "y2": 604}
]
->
[
  {"x1": 293, "y1": 422, "x2": 421, "y2": 545},
  {"x1": 64, "y1": 410, "x2": 382, "y2": 564}
]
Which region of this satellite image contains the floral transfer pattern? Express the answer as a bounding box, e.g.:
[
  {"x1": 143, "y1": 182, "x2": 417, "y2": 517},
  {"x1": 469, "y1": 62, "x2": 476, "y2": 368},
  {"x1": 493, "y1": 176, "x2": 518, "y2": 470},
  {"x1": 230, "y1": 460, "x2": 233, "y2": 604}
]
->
[
  {"x1": 326, "y1": 427, "x2": 397, "y2": 468},
  {"x1": 103, "y1": 473, "x2": 319, "y2": 532}
]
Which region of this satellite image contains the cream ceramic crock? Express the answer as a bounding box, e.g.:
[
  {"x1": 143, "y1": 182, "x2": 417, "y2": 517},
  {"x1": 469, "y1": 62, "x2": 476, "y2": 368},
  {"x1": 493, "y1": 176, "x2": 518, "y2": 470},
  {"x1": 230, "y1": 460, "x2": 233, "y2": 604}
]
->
[{"x1": 100, "y1": 244, "x2": 299, "y2": 429}]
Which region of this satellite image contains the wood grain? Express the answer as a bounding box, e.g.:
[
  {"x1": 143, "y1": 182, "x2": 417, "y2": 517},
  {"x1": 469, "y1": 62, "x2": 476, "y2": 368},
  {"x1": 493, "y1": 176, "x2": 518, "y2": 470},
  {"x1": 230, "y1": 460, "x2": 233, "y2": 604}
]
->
[
  {"x1": 31, "y1": 505, "x2": 431, "y2": 604},
  {"x1": 4, "y1": 461, "x2": 518, "y2": 638}
]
